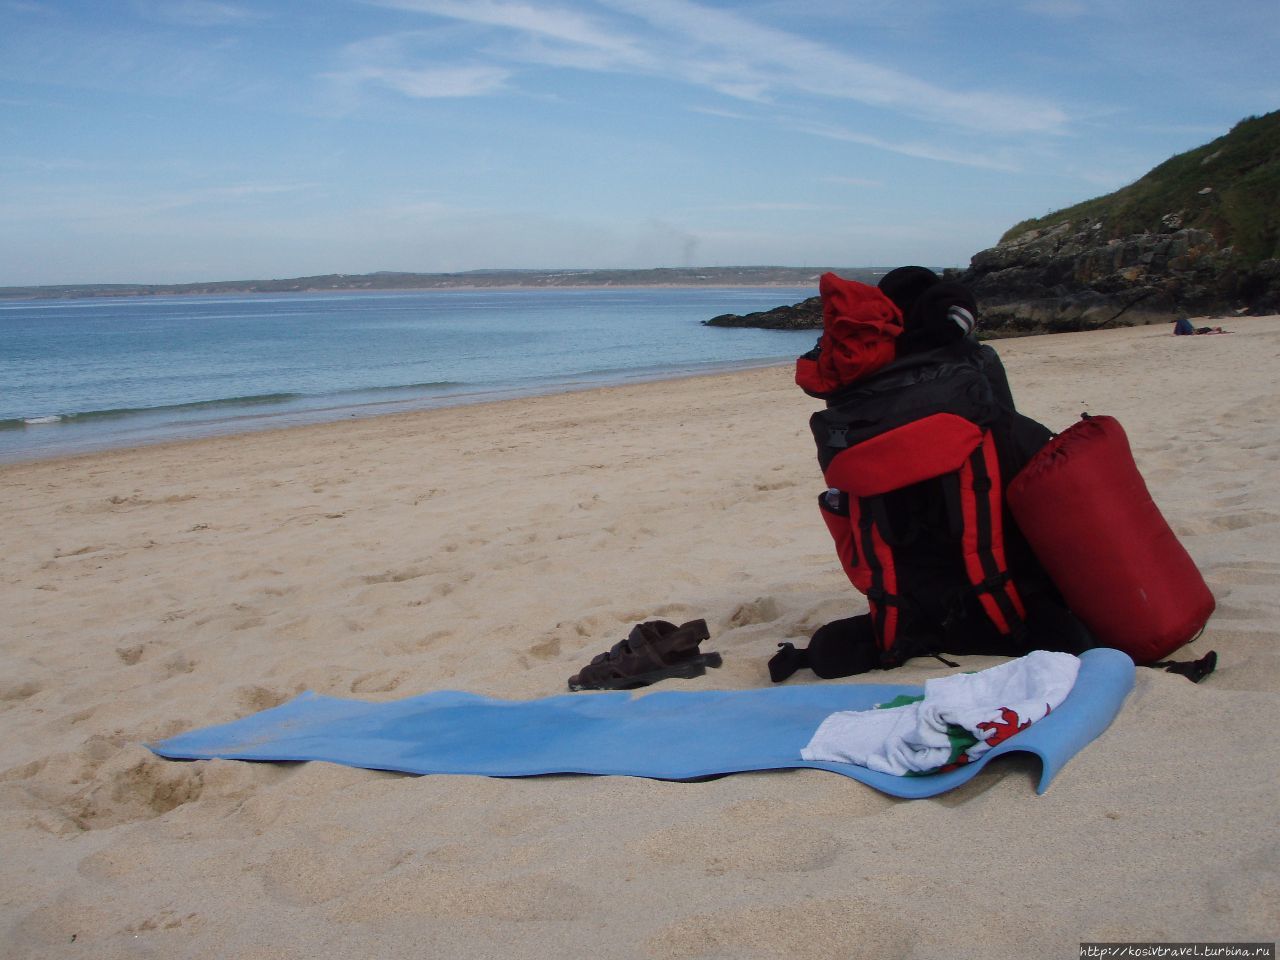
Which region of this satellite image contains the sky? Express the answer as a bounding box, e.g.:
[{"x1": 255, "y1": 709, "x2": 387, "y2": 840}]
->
[{"x1": 1, "y1": 0, "x2": 1277, "y2": 286}]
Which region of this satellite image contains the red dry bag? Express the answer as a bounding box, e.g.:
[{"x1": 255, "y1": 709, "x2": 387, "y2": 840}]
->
[
  {"x1": 1006, "y1": 415, "x2": 1215, "y2": 664},
  {"x1": 795, "y1": 273, "x2": 902, "y2": 398}
]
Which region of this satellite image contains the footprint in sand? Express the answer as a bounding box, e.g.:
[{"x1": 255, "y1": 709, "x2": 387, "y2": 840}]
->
[
  {"x1": 255, "y1": 839, "x2": 408, "y2": 906},
  {"x1": 633, "y1": 820, "x2": 844, "y2": 875},
  {"x1": 1174, "y1": 510, "x2": 1280, "y2": 537},
  {"x1": 53, "y1": 544, "x2": 106, "y2": 558},
  {"x1": 331, "y1": 871, "x2": 589, "y2": 923},
  {"x1": 349, "y1": 670, "x2": 406, "y2": 694},
  {"x1": 0, "y1": 678, "x2": 42, "y2": 702},
  {"x1": 525, "y1": 635, "x2": 561, "y2": 661},
  {"x1": 64, "y1": 751, "x2": 205, "y2": 830},
  {"x1": 1205, "y1": 601, "x2": 1268, "y2": 622},
  {"x1": 647, "y1": 897, "x2": 911, "y2": 960},
  {"x1": 234, "y1": 684, "x2": 294, "y2": 713},
  {"x1": 361, "y1": 566, "x2": 428, "y2": 585},
  {"x1": 121, "y1": 910, "x2": 203, "y2": 935},
  {"x1": 726, "y1": 595, "x2": 783, "y2": 628},
  {"x1": 643, "y1": 602, "x2": 703, "y2": 623},
  {"x1": 428, "y1": 579, "x2": 463, "y2": 599},
  {"x1": 752, "y1": 478, "x2": 800, "y2": 493},
  {"x1": 116, "y1": 642, "x2": 153, "y2": 666},
  {"x1": 1210, "y1": 510, "x2": 1280, "y2": 531},
  {"x1": 160, "y1": 652, "x2": 195, "y2": 678},
  {"x1": 558, "y1": 615, "x2": 607, "y2": 638},
  {"x1": 1203, "y1": 559, "x2": 1280, "y2": 586},
  {"x1": 379, "y1": 629, "x2": 453, "y2": 656}
]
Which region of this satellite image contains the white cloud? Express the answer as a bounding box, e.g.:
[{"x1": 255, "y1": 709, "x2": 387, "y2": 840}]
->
[
  {"x1": 362, "y1": 0, "x2": 1069, "y2": 136},
  {"x1": 705, "y1": 202, "x2": 826, "y2": 212},
  {"x1": 597, "y1": 0, "x2": 1068, "y2": 134},
  {"x1": 789, "y1": 120, "x2": 1022, "y2": 172},
  {"x1": 687, "y1": 105, "x2": 753, "y2": 121},
  {"x1": 326, "y1": 32, "x2": 515, "y2": 100},
  {"x1": 370, "y1": 0, "x2": 642, "y2": 58},
  {"x1": 134, "y1": 0, "x2": 266, "y2": 27},
  {"x1": 339, "y1": 63, "x2": 511, "y2": 98}
]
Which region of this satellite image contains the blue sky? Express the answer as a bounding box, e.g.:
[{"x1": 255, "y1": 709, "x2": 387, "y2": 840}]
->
[{"x1": 1, "y1": 0, "x2": 1276, "y2": 285}]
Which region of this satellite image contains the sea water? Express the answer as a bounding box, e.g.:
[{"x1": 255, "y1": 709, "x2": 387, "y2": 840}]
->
[{"x1": 0, "y1": 286, "x2": 818, "y2": 462}]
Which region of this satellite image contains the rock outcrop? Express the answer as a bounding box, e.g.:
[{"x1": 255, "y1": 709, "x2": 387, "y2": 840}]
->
[
  {"x1": 957, "y1": 221, "x2": 1280, "y2": 335},
  {"x1": 704, "y1": 297, "x2": 821, "y2": 329},
  {"x1": 959, "y1": 110, "x2": 1280, "y2": 333}
]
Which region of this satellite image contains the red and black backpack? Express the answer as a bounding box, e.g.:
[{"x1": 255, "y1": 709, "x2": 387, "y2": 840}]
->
[
  {"x1": 777, "y1": 272, "x2": 1215, "y2": 683},
  {"x1": 795, "y1": 273, "x2": 1050, "y2": 669},
  {"x1": 810, "y1": 348, "x2": 1047, "y2": 667}
]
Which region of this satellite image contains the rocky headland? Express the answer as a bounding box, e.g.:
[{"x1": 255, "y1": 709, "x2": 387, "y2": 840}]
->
[
  {"x1": 707, "y1": 110, "x2": 1280, "y2": 335},
  {"x1": 703, "y1": 295, "x2": 823, "y2": 330},
  {"x1": 702, "y1": 267, "x2": 885, "y2": 329}
]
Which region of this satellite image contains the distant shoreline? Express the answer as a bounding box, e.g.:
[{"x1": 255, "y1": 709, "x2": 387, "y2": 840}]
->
[
  {"x1": 0, "y1": 266, "x2": 894, "y2": 302},
  {"x1": 0, "y1": 283, "x2": 819, "y2": 302}
]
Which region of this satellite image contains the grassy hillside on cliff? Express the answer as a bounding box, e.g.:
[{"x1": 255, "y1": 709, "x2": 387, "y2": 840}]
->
[{"x1": 1002, "y1": 110, "x2": 1280, "y2": 262}]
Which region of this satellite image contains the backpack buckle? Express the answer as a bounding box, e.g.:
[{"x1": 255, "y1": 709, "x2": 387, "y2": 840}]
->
[
  {"x1": 866, "y1": 587, "x2": 900, "y2": 607},
  {"x1": 974, "y1": 572, "x2": 1010, "y2": 594}
]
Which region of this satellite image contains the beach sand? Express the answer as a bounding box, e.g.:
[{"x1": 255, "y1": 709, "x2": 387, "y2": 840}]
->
[{"x1": 2, "y1": 317, "x2": 1277, "y2": 959}]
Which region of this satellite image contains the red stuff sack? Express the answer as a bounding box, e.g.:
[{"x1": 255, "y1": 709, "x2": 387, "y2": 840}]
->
[
  {"x1": 1006, "y1": 415, "x2": 1215, "y2": 664},
  {"x1": 795, "y1": 273, "x2": 903, "y2": 398}
]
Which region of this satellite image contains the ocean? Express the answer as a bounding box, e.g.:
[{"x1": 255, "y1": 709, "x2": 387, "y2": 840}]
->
[{"x1": 0, "y1": 286, "x2": 818, "y2": 462}]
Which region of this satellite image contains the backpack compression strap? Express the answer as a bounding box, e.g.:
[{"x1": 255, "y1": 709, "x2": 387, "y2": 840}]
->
[
  {"x1": 856, "y1": 498, "x2": 901, "y2": 662},
  {"x1": 816, "y1": 489, "x2": 902, "y2": 661},
  {"x1": 958, "y1": 432, "x2": 1027, "y2": 636}
]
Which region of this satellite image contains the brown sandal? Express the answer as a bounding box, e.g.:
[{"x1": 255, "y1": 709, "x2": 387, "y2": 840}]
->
[{"x1": 568, "y1": 619, "x2": 721, "y2": 691}]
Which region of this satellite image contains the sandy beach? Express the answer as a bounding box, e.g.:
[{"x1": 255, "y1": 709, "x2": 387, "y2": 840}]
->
[{"x1": 2, "y1": 317, "x2": 1278, "y2": 959}]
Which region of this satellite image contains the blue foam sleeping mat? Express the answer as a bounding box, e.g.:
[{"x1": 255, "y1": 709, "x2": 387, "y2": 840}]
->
[{"x1": 151, "y1": 648, "x2": 1133, "y2": 798}]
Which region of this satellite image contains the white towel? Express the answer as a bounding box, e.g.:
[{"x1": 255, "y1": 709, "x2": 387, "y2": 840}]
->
[{"x1": 800, "y1": 650, "x2": 1081, "y2": 776}]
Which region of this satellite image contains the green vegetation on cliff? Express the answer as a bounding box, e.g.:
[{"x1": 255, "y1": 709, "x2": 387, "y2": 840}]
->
[{"x1": 1001, "y1": 110, "x2": 1280, "y2": 262}]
